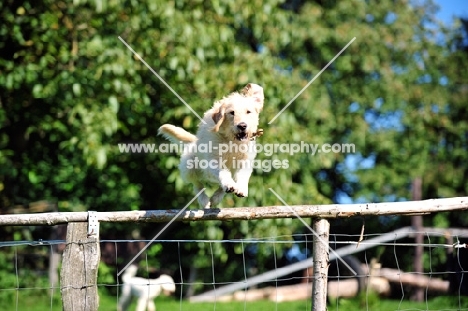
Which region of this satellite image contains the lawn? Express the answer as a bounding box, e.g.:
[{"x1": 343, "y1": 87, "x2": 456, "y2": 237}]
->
[
  {"x1": 3, "y1": 290, "x2": 467, "y2": 311},
  {"x1": 119, "y1": 295, "x2": 467, "y2": 311}
]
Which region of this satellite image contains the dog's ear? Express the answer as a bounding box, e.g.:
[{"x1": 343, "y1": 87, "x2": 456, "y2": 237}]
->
[
  {"x1": 211, "y1": 103, "x2": 227, "y2": 132},
  {"x1": 242, "y1": 83, "x2": 264, "y2": 112}
]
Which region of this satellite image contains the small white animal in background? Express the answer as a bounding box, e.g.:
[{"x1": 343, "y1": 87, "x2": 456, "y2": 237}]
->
[
  {"x1": 159, "y1": 83, "x2": 264, "y2": 209},
  {"x1": 118, "y1": 265, "x2": 176, "y2": 311}
]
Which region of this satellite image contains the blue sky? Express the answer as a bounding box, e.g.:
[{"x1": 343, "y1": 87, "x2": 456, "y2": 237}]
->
[{"x1": 434, "y1": 0, "x2": 468, "y2": 24}]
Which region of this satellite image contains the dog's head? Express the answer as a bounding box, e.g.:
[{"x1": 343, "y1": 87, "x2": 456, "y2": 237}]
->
[
  {"x1": 121, "y1": 264, "x2": 139, "y2": 282},
  {"x1": 211, "y1": 83, "x2": 264, "y2": 141},
  {"x1": 159, "y1": 274, "x2": 176, "y2": 295}
]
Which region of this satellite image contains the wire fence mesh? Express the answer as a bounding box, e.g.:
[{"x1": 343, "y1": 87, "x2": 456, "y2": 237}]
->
[{"x1": 0, "y1": 227, "x2": 467, "y2": 310}]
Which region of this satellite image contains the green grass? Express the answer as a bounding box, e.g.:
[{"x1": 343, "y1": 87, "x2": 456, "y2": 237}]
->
[{"x1": 3, "y1": 290, "x2": 467, "y2": 311}]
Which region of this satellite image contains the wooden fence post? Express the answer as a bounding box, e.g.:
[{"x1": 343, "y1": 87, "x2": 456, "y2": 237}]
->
[
  {"x1": 60, "y1": 221, "x2": 100, "y2": 311},
  {"x1": 312, "y1": 218, "x2": 330, "y2": 311}
]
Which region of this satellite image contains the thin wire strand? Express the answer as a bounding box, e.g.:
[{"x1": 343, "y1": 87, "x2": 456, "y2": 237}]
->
[
  {"x1": 115, "y1": 241, "x2": 120, "y2": 310},
  {"x1": 394, "y1": 234, "x2": 404, "y2": 310},
  {"x1": 425, "y1": 233, "x2": 431, "y2": 310},
  {"x1": 15, "y1": 247, "x2": 19, "y2": 311},
  {"x1": 305, "y1": 233, "x2": 311, "y2": 311},
  {"x1": 0, "y1": 229, "x2": 466, "y2": 248},
  {"x1": 241, "y1": 240, "x2": 247, "y2": 311},
  {"x1": 364, "y1": 250, "x2": 369, "y2": 311},
  {"x1": 456, "y1": 240, "x2": 464, "y2": 310},
  {"x1": 272, "y1": 240, "x2": 278, "y2": 311},
  {"x1": 210, "y1": 242, "x2": 217, "y2": 311},
  {"x1": 178, "y1": 241, "x2": 183, "y2": 311},
  {"x1": 333, "y1": 234, "x2": 340, "y2": 311},
  {"x1": 49, "y1": 244, "x2": 54, "y2": 311},
  {"x1": 144, "y1": 253, "x2": 151, "y2": 308},
  {"x1": 2, "y1": 235, "x2": 460, "y2": 247}
]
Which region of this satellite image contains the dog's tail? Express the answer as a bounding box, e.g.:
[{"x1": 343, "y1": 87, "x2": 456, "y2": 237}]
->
[
  {"x1": 158, "y1": 124, "x2": 197, "y2": 143},
  {"x1": 121, "y1": 265, "x2": 139, "y2": 284}
]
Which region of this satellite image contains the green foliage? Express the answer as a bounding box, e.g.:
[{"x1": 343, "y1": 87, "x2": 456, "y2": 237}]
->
[
  {"x1": 97, "y1": 262, "x2": 115, "y2": 286},
  {"x1": 0, "y1": 248, "x2": 52, "y2": 303},
  {"x1": 1, "y1": 0, "x2": 467, "y2": 292},
  {"x1": 0, "y1": 252, "x2": 17, "y2": 303}
]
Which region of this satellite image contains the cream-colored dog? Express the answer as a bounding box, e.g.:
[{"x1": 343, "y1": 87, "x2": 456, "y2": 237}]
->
[
  {"x1": 118, "y1": 265, "x2": 176, "y2": 311},
  {"x1": 159, "y1": 83, "x2": 264, "y2": 208}
]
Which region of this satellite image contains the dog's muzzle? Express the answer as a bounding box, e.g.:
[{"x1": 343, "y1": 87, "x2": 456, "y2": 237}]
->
[
  {"x1": 235, "y1": 122, "x2": 249, "y2": 141},
  {"x1": 235, "y1": 132, "x2": 249, "y2": 141}
]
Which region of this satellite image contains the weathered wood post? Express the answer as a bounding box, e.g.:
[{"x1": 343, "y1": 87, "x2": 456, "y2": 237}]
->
[
  {"x1": 312, "y1": 218, "x2": 330, "y2": 311},
  {"x1": 411, "y1": 177, "x2": 424, "y2": 302},
  {"x1": 60, "y1": 212, "x2": 100, "y2": 311}
]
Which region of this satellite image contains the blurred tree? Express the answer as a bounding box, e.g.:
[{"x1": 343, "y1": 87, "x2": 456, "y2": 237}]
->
[
  {"x1": 348, "y1": 6, "x2": 468, "y2": 276},
  {"x1": 0, "y1": 0, "x2": 464, "y2": 292}
]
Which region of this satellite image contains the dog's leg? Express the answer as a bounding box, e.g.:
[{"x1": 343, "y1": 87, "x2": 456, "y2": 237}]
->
[
  {"x1": 209, "y1": 187, "x2": 226, "y2": 207},
  {"x1": 147, "y1": 300, "x2": 156, "y2": 311},
  {"x1": 232, "y1": 144, "x2": 257, "y2": 198},
  {"x1": 118, "y1": 284, "x2": 132, "y2": 311},
  {"x1": 217, "y1": 169, "x2": 238, "y2": 193},
  {"x1": 190, "y1": 164, "x2": 238, "y2": 208},
  {"x1": 208, "y1": 168, "x2": 247, "y2": 204},
  {"x1": 135, "y1": 296, "x2": 148, "y2": 311},
  {"x1": 194, "y1": 183, "x2": 211, "y2": 209},
  {"x1": 233, "y1": 166, "x2": 253, "y2": 198}
]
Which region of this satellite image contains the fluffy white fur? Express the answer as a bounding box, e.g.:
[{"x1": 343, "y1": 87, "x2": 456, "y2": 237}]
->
[
  {"x1": 118, "y1": 265, "x2": 176, "y2": 311},
  {"x1": 159, "y1": 83, "x2": 264, "y2": 208}
]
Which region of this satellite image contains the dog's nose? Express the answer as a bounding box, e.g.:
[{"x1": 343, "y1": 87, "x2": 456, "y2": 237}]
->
[{"x1": 237, "y1": 122, "x2": 247, "y2": 131}]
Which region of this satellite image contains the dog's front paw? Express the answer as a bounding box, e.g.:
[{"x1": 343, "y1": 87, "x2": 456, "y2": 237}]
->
[
  {"x1": 234, "y1": 191, "x2": 247, "y2": 197},
  {"x1": 222, "y1": 182, "x2": 237, "y2": 193},
  {"x1": 234, "y1": 186, "x2": 248, "y2": 198}
]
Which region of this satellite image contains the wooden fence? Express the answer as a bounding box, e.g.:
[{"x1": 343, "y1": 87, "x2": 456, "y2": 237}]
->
[{"x1": 1, "y1": 196, "x2": 468, "y2": 311}]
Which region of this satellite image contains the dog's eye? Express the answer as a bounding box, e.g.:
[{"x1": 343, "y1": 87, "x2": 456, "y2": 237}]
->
[
  {"x1": 229, "y1": 111, "x2": 235, "y2": 116},
  {"x1": 247, "y1": 110, "x2": 252, "y2": 114}
]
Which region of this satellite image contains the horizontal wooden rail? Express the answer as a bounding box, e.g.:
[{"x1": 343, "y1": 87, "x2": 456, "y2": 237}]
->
[{"x1": 1, "y1": 197, "x2": 467, "y2": 226}]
